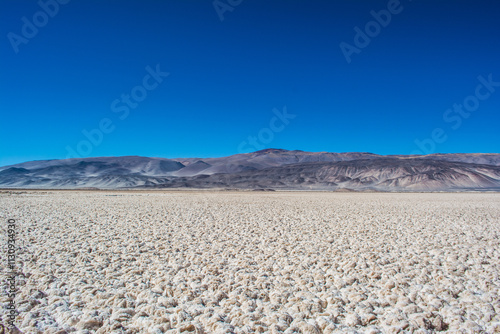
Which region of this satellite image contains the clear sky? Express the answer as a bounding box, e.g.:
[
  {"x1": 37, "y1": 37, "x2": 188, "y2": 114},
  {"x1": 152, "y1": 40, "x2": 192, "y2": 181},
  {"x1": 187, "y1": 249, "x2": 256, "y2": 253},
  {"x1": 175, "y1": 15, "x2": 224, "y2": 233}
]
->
[{"x1": 1, "y1": 0, "x2": 499, "y2": 166}]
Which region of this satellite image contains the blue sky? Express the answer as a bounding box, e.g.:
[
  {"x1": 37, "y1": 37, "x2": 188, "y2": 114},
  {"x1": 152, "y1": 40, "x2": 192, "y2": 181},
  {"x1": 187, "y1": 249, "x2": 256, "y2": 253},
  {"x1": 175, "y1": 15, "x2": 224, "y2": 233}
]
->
[{"x1": 1, "y1": 0, "x2": 499, "y2": 166}]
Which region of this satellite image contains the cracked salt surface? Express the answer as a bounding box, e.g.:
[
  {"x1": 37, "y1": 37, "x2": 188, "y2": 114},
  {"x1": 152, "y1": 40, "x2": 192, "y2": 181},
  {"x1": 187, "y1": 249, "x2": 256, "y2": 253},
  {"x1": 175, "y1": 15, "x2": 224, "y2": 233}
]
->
[{"x1": 1, "y1": 191, "x2": 499, "y2": 333}]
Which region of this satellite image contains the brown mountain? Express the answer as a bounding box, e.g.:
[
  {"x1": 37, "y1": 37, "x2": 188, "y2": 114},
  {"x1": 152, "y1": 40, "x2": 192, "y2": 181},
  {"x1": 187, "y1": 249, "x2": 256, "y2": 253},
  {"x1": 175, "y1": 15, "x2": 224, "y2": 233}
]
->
[{"x1": 0, "y1": 150, "x2": 499, "y2": 191}]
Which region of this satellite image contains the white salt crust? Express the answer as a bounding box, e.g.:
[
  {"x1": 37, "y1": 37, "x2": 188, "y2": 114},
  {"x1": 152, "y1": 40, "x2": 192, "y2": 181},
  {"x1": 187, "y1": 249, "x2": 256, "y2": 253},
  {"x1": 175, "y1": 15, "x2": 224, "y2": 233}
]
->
[{"x1": 1, "y1": 191, "x2": 499, "y2": 333}]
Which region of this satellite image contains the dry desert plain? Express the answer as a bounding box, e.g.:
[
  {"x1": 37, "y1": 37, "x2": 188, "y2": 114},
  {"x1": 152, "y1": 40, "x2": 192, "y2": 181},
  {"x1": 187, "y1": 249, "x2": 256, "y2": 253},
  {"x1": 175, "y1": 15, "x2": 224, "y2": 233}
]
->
[{"x1": 1, "y1": 191, "x2": 500, "y2": 333}]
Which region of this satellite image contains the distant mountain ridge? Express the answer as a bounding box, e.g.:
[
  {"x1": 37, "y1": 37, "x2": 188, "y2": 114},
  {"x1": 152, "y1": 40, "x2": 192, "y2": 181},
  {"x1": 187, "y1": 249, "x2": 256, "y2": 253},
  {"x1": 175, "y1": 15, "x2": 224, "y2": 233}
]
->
[{"x1": 1, "y1": 149, "x2": 499, "y2": 191}]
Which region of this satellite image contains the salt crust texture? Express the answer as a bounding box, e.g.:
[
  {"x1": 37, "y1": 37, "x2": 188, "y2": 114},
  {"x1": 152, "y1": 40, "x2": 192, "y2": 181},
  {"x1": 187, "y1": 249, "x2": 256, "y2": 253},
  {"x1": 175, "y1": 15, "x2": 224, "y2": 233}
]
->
[{"x1": 1, "y1": 191, "x2": 499, "y2": 333}]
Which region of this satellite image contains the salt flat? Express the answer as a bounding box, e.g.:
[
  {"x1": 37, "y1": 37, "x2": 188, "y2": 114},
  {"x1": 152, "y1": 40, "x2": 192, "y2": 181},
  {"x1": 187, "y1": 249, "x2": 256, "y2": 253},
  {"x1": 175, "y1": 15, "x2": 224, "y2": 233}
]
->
[{"x1": 1, "y1": 191, "x2": 499, "y2": 333}]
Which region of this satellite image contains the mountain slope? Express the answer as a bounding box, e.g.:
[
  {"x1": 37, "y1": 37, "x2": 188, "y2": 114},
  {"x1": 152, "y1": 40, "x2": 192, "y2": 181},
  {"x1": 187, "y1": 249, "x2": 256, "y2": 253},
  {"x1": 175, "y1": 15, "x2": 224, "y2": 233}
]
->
[
  {"x1": 0, "y1": 156, "x2": 184, "y2": 176},
  {"x1": 148, "y1": 158, "x2": 500, "y2": 191},
  {"x1": 171, "y1": 149, "x2": 382, "y2": 176},
  {"x1": 1, "y1": 150, "x2": 499, "y2": 191}
]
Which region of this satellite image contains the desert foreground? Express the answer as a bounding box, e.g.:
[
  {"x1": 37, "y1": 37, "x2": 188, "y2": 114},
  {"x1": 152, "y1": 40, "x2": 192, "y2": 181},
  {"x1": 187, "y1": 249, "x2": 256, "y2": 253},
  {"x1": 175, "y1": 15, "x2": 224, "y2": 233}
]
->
[{"x1": 1, "y1": 191, "x2": 499, "y2": 334}]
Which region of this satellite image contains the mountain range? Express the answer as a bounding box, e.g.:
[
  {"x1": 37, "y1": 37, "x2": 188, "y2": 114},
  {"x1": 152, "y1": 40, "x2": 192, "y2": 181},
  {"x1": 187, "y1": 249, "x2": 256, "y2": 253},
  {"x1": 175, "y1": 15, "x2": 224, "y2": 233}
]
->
[{"x1": 1, "y1": 149, "x2": 499, "y2": 191}]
